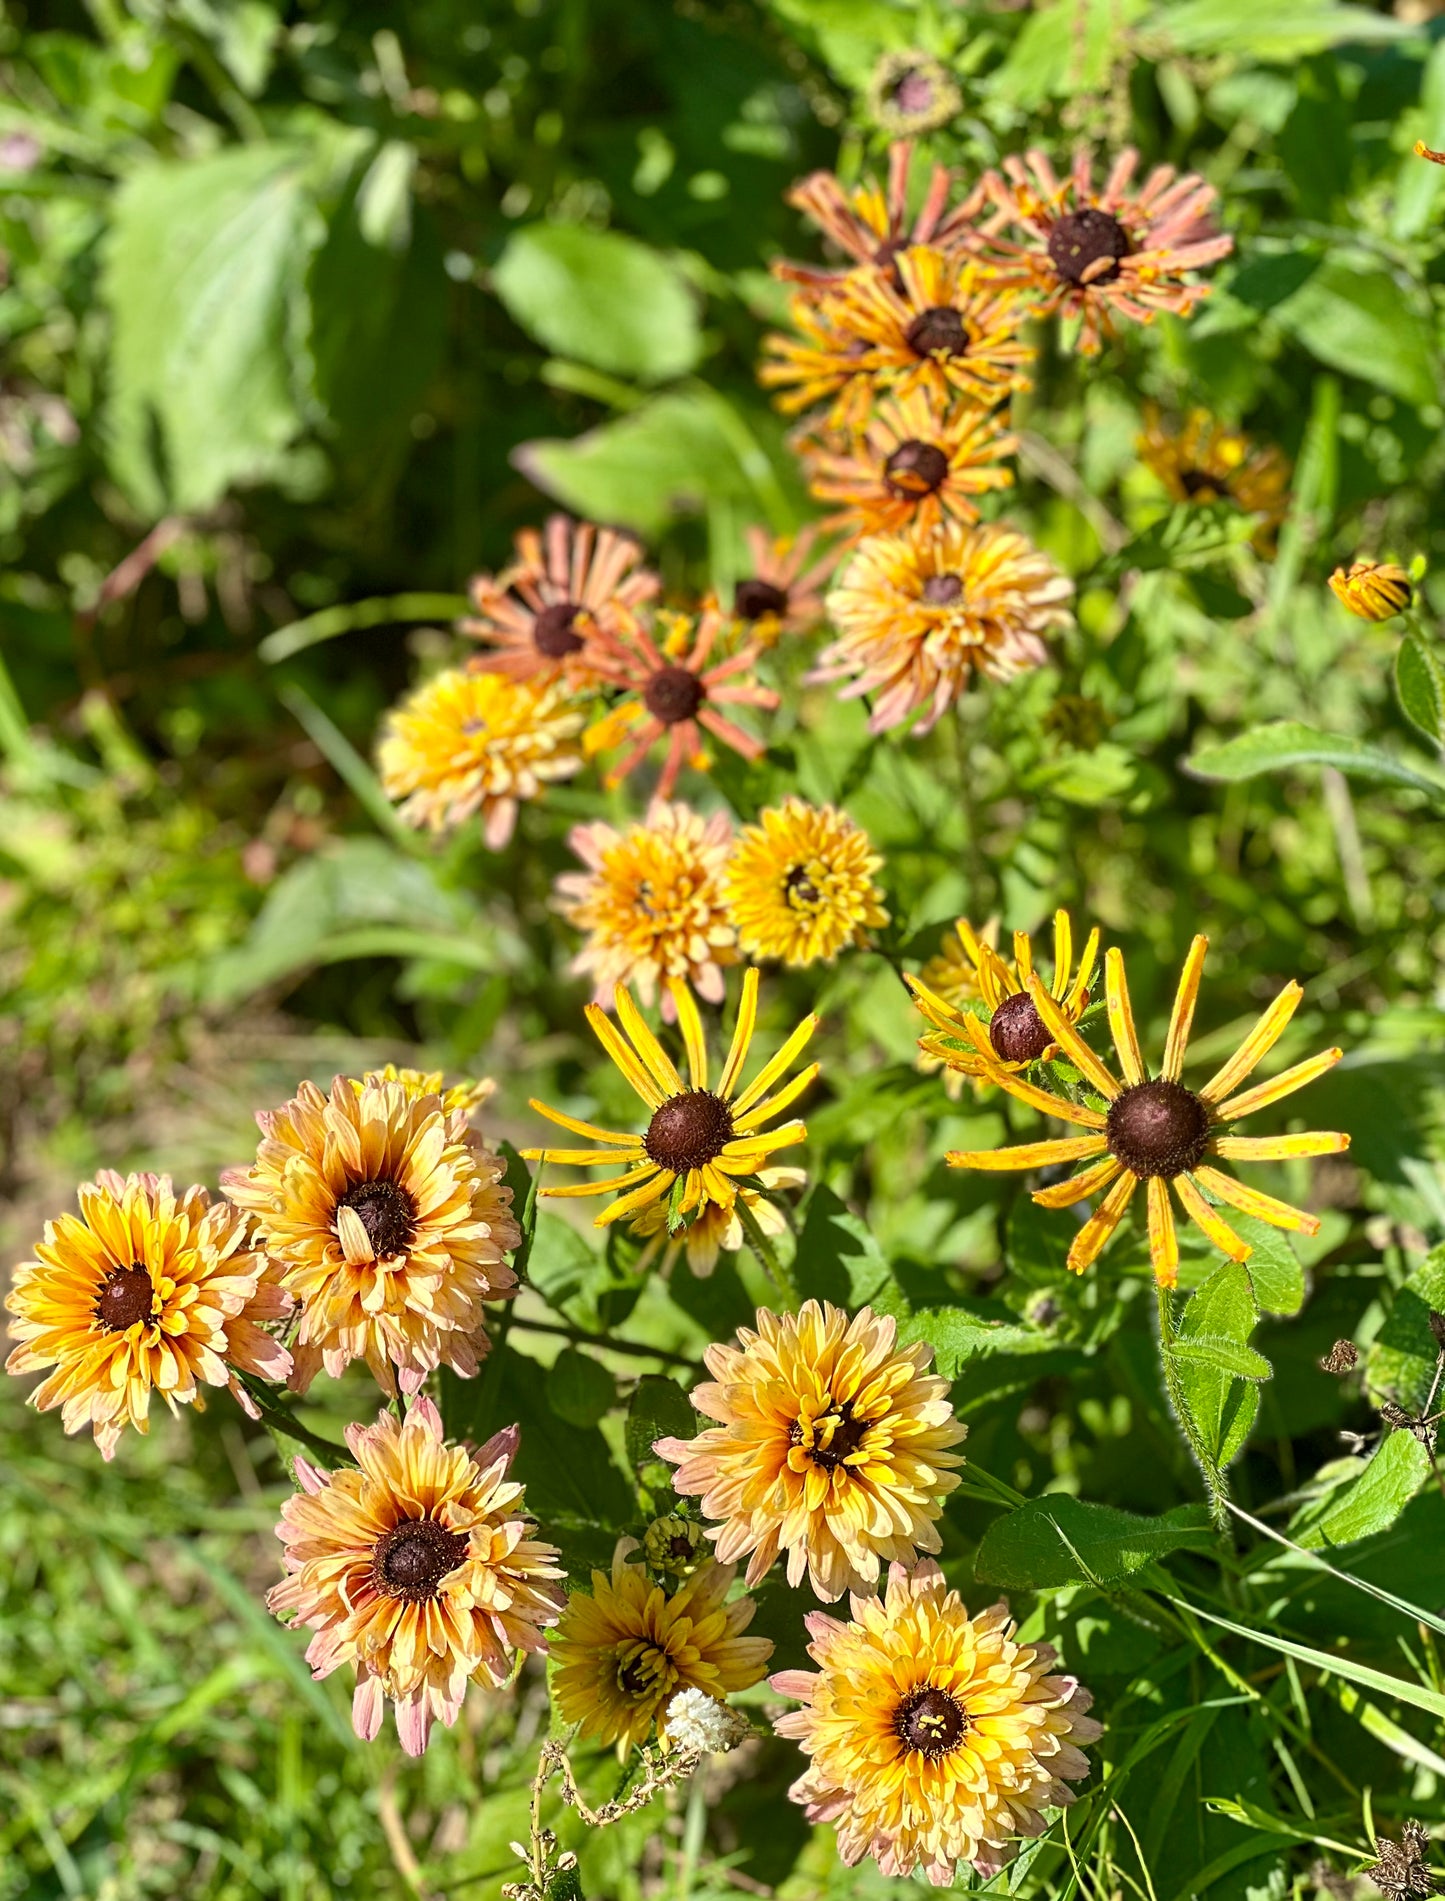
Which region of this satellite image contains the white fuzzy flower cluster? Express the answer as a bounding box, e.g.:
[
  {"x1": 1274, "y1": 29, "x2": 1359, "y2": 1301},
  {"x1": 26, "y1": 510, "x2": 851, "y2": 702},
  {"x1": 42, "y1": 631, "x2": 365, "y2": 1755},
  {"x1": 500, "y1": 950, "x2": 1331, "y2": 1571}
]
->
[{"x1": 665, "y1": 1688, "x2": 753, "y2": 1755}]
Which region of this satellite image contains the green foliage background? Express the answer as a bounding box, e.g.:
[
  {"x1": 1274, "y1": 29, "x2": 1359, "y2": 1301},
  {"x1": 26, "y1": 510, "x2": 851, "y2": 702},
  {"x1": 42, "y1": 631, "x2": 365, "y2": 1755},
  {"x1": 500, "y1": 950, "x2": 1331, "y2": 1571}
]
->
[{"x1": 3, "y1": 1, "x2": 1445, "y2": 1899}]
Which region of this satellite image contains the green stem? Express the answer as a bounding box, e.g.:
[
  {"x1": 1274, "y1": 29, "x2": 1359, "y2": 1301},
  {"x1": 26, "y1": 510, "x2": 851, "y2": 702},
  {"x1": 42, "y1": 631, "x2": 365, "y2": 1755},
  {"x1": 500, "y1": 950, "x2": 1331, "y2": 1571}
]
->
[
  {"x1": 734, "y1": 1196, "x2": 799, "y2": 1313},
  {"x1": 509, "y1": 1316, "x2": 699, "y2": 1369},
  {"x1": 1155, "y1": 1283, "x2": 1231, "y2": 1533},
  {"x1": 676, "y1": 1767, "x2": 708, "y2": 1901},
  {"x1": 234, "y1": 1370, "x2": 351, "y2": 1467}
]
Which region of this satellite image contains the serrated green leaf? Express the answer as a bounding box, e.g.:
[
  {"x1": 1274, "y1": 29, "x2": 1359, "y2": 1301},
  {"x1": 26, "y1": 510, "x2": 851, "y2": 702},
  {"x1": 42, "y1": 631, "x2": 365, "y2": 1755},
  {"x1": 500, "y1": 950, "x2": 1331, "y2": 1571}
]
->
[
  {"x1": 1395, "y1": 637, "x2": 1445, "y2": 750},
  {"x1": 974, "y1": 1498, "x2": 1216, "y2": 1591},
  {"x1": 493, "y1": 223, "x2": 702, "y2": 383},
  {"x1": 897, "y1": 1305, "x2": 1055, "y2": 1379},
  {"x1": 1368, "y1": 1242, "x2": 1445, "y2": 1413},
  {"x1": 1175, "y1": 1261, "x2": 1263, "y2": 1467},
  {"x1": 1144, "y1": 0, "x2": 1410, "y2": 61},
  {"x1": 625, "y1": 1375, "x2": 698, "y2": 1478},
  {"x1": 1187, "y1": 722, "x2": 1445, "y2": 804},
  {"x1": 792, "y1": 1185, "x2": 906, "y2": 1316}
]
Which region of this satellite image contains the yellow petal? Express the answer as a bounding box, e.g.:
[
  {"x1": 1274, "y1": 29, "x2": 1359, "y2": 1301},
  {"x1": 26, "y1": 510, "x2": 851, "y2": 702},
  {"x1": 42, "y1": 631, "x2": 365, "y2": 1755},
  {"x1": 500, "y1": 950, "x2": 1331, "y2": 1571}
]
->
[
  {"x1": 949, "y1": 1134, "x2": 1108, "y2": 1172},
  {"x1": 1173, "y1": 1172, "x2": 1251, "y2": 1261},
  {"x1": 1104, "y1": 948, "x2": 1145, "y2": 1088},
  {"x1": 1198, "y1": 982, "x2": 1302, "y2": 1105},
  {"x1": 1211, "y1": 1131, "x2": 1349, "y2": 1162},
  {"x1": 1066, "y1": 926, "x2": 1101, "y2": 1014},
  {"x1": 1162, "y1": 935, "x2": 1208, "y2": 1081},
  {"x1": 982, "y1": 1062, "x2": 1109, "y2": 1129},
  {"x1": 670, "y1": 980, "x2": 709, "y2": 1090},
  {"x1": 1146, "y1": 1177, "x2": 1179, "y2": 1288},
  {"x1": 1066, "y1": 1170, "x2": 1138, "y2": 1274},
  {"x1": 1193, "y1": 1164, "x2": 1322, "y2": 1236},
  {"x1": 1029, "y1": 978, "x2": 1120, "y2": 1101},
  {"x1": 1216, "y1": 1047, "x2": 1342, "y2": 1122},
  {"x1": 615, "y1": 987, "x2": 686, "y2": 1099},
  {"x1": 1049, "y1": 909, "x2": 1072, "y2": 1001},
  {"x1": 731, "y1": 1013, "x2": 819, "y2": 1118},
  {"x1": 586, "y1": 1005, "x2": 667, "y2": 1109},
  {"x1": 717, "y1": 968, "x2": 760, "y2": 1100},
  {"x1": 1031, "y1": 1152, "x2": 1121, "y2": 1208}
]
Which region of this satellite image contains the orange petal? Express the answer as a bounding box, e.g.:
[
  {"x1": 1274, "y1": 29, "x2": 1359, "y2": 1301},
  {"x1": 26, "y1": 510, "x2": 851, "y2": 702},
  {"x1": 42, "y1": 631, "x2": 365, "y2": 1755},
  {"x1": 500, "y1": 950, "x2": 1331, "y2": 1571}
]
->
[
  {"x1": 1066, "y1": 1170, "x2": 1138, "y2": 1274},
  {"x1": 1173, "y1": 1172, "x2": 1251, "y2": 1261},
  {"x1": 1031, "y1": 1152, "x2": 1121, "y2": 1208},
  {"x1": 1146, "y1": 1177, "x2": 1179, "y2": 1287}
]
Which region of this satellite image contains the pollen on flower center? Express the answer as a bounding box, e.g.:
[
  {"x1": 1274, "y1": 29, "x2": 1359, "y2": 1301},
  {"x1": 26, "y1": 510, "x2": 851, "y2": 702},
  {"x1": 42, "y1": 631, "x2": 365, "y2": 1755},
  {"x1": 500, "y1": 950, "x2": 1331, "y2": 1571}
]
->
[
  {"x1": 989, "y1": 991, "x2": 1052, "y2": 1065},
  {"x1": 792, "y1": 1402, "x2": 871, "y2": 1471},
  {"x1": 93, "y1": 1263, "x2": 155, "y2": 1333},
  {"x1": 905, "y1": 306, "x2": 970, "y2": 358},
  {"x1": 337, "y1": 1177, "x2": 417, "y2": 1258},
  {"x1": 895, "y1": 1683, "x2": 969, "y2": 1760},
  {"x1": 884, "y1": 439, "x2": 950, "y2": 498},
  {"x1": 644, "y1": 1089, "x2": 735, "y2": 1174},
  {"x1": 1047, "y1": 208, "x2": 1131, "y2": 287},
  {"x1": 532, "y1": 600, "x2": 586, "y2": 657},
  {"x1": 1106, "y1": 1079, "x2": 1211, "y2": 1179},
  {"x1": 735, "y1": 578, "x2": 789, "y2": 621},
  {"x1": 370, "y1": 1517, "x2": 470, "y2": 1601},
  {"x1": 921, "y1": 571, "x2": 965, "y2": 606},
  {"x1": 644, "y1": 665, "x2": 706, "y2": 725}
]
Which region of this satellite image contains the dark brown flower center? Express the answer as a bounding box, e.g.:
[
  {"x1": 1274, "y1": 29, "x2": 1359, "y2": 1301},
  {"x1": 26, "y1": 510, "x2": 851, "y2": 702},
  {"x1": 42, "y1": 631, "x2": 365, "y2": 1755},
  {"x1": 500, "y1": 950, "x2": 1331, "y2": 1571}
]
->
[
  {"x1": 1047, "y1": 207, "x2": 1131, "y2": 287},
  {"x1": 1179, "y1": 467, "x2": 1227, "y2": 501},
  {"x1": 884, "y1": 439, "x2": 949, "y2": 498},
  {"x1": 734, "y1": 578, "x2": 789, "y2": 622},
  {"x1": 905, "y1": 305, "x2": 969, "y2": 358},
  {"x1": 616, "y1": 1645, "x2": 663, "y2": 1699},
  {"x1": 643, "y1": 665, "x2": 705, "y2": 725},
  {"x1": 921, "y1": 571, "x2": 964, "y2": 606},
  {"x1": 1106, "y1": 1079, "x2": 1211, "y2": 1180},
  {"x1": 94, "y1": 1263, "x2": 155, "y2": 1333},
  {"x1": 785, "y1": 864, "x2": 822, "y2": 908},
  {"x1": 337, "y1": 1177, "x2": 417, "y2": 1258},
  {"x1": 989, "y1": 991, "x2": 1052, "y2": 1065},
  {"x1": 532, "y1": 600, "x2": 586, "y2": 658},
  {"x1": 792, "y1": 1402, "x2": 870, "y2": 1471},
  {"x1": 644, "y1": 1089, "x2": 735, "y2": 1174},
  {"x1": 371, "y1": 1518, "x2": 469, "y2": 1601},
  {"x1": 896, "y1": 1685, "x2": 968, "y2": 1759}
]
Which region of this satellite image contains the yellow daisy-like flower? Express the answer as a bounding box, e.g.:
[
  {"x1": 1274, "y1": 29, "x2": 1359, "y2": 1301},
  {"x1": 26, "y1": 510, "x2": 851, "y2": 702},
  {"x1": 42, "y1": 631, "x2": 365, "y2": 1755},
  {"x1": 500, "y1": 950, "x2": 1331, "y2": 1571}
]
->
[
  {"x1": 522, "y1": 968, "x2": 818, "y2": 1232},
  {"x1": 908, "y1": 910, "x2": 1099, "y2": 1081},
  {"x1": 1136, "y1": 405, "x2": 1290, "y2": 545},
  {"x1": 771, "y1": 1560, "x2": 1100, "y2": 1885},
  {"x1": 949, "y1": 938, "x2": 1350, "y2": 1287},
  {"x1": 354, "y1": 1065, "x2": 496, "y2": 1121},
  {"x1": 554, "y1": 798, "x2": 738, "y2": 1015},
  {"x1": 1328, "y1": 560, "x2": 1413, "y2": 623},
  {"x1": 797, "y1": 387, "x2": 1017, "y2": 543},
  {"x1": 629, "y1": 1166, "x2": 805, "y2": 1280},
  {"x1": 722, "y1": 797, "x2": 889, "y2": 967},
  {"x1": 223, "y1": 1074, "x2": 520, "y2": 1396},
  {"x1": 269, "y1": 1399, "x2": 564, "y2": 1756},
  {"x1": 657, "y1": 1301, "x2": 966, "y2": 1602},
  {"x1": 915, "y1": 920, "x2": 999, "y2": 1100},
  {"x1": 5, "y1": 1171, "x2": 292, "y2": 1460},
  {"x1": 815, "y1": 518, "x2": 1072, "y2": 734},
  {"x1": 762, "y1": 248, "x2": 1033, "y2": 433},
  {"x1": 377, "y1": 666, "x2": 583, "y2": 848},
  {"x1": 549, "y1": 1538, "x2": 773, "y2": 1755}
]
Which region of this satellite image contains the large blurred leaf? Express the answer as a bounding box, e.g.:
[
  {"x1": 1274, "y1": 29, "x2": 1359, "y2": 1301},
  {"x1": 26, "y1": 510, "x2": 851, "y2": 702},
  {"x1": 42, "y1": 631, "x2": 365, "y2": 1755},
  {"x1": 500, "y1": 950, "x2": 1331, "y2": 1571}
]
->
[
  {"x1": 493, "y1": 224, "x2": 703, "y2": 384},
  {"x1": 1274, "y1": 260, "x2": 1438, "y2": 408},
  {"x1": 515, "y1": 387, "x2": 798, "y2": 538},
  {"x1": 1395, "y1": 637, "x2": 1445, "y2": 751},
  {"x1": 102, "y1": 143, "x2": 315, "y2": 514},
  {"x1": 1187, "y1": 723, "x2": 1445, "y2": 804},
  {"x1": 1368, "y1": 1243, "x2": 1445, "y2": 1414},
  {"x1": 1394, "y1": 38, "x2": 1445, "y2": 241},
  {"x1": 975, "y1": 1497, "x2": 1215, "y2": 1590},
  {"x1": 205, "y1": 837, "x2": 496, "y2": 1003},
  {"x1": 1142, "y1": 0, "x2": 1412, "y2": 58},
  {"x1": 990, "y1": 0, "x2": 1149, "y2": 108}
]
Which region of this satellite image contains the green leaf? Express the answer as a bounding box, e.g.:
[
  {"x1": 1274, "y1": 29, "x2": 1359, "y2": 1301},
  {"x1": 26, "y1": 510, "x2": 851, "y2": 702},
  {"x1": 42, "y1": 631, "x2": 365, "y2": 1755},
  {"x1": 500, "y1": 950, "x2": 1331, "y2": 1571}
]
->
[
  {"x1": 1169, "y1": 1335, "x2": 1273, "y2": 1382},
  {"x1": 898, "y1": 1306, "x2": 1057, "y2": 1379},
  {"x1": 792, "y1": 1185, "x2": 906, "y2": 1316},
  {"x1": 498, "y1": 1142, "x2": 539, "y2": 1281},
  {"x1": 1393, "y1": 37, "x2": 1445, "y2": 241},
  {"x1": 515, "y1": 387, "x2": 798, "y2": 539},
  {"x1": 974, "y1": 1497, "x2": 1216, "y2": 1591},
  {"x1": 1098, "y1": 502, "x2": 1255, "y2": 580},
  {"x1": 1368, "y1": 1242, "x2": 1445, "y2": 1413},
  {"x1": 1173, "y1": 1261, "x2": 1263, "y2": 1468},
  {"x1": 545, "y1": 1347, "x2": 617, "y2": 1429},
  {"x1": 1005, "y1": 1198, "x2": 1078, "y2": 1287},
  {"x1": 1395, "y1": 637, "x2": 1445, "y2": 750},
  {"x1": 625, "y1": 1375, "x2": 698, "y2": 1478},
  {"x1": 1144, "y1": 0, "x2": 1412, "y2": 59},
  {"x1": 492, "y1": 1342, "x2": 634, "y2": 1546},
  {"x1": 204, "y1": 838, "x2": 494, "y2": 1003},
  {"x1": 492, "y1": 223, "x2": 702, "y2": 384},
  {"x1": 988, "y1": 0, "x2": 1148, "y2": 108},
  {"x1": 1232, "y1": 1213, "x2": 1305, "y2": 1317},
  {"x1": 1274, "y1": 259, "x2": 1438, "y2": 408},
  {"x1": 1291, "y1": 1430, "x2": 1433, "y2": 1550},
  {"x1": 1186, "y1": 722, "x2": 1445, "y2": 804},
  {"x1": 102, "y1": 143, "x2": 315, "y2": 514}
]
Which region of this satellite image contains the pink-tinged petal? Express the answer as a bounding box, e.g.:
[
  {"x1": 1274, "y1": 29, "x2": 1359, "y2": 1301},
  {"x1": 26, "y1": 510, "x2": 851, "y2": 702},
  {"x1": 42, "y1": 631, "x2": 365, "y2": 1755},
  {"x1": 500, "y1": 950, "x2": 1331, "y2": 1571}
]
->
[
  {"x1": 395, "y1": 1696, "x2": 432, "y2": 1756},
  {"x1": 353, "y1": 1673, "x2": 386, "y2": 1741}
]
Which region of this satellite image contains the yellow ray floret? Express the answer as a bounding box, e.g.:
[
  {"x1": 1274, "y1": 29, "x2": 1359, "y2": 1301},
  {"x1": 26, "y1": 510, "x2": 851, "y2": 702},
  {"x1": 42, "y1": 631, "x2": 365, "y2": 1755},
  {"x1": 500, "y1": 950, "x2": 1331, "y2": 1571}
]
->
[{"x1": 948, "y1": 938, "x2": 1348, "y2": 1287}]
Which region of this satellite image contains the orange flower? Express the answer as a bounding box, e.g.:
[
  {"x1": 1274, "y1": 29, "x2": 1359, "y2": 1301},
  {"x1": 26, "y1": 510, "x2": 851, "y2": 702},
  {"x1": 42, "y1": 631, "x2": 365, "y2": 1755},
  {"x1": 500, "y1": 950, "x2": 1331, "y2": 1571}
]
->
[
  {"x1": 727, "y1": 524, "x2": 838, "y2": 647},
  {"x1": 776, "y1": 140, "x2": 979, "y2": 292}
]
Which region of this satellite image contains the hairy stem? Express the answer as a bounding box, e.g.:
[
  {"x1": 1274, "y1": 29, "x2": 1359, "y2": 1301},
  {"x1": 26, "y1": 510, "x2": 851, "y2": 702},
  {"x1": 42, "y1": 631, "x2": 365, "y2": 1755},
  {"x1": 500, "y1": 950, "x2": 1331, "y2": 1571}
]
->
[
  {"x1": 1155, "y1": 1283, "x2": 1231, "y2": 1532},
  {"x1": 734, "y1": 1195, "x2": 799, "y2": 1312}
]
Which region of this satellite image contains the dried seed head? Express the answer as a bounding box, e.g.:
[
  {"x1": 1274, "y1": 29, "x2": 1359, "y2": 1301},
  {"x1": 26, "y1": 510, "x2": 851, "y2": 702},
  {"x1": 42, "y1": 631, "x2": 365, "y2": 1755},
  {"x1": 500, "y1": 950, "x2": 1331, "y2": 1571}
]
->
[
  {"x1": 734, "y1": 578, "x2": 789, "y2": 622},
  {"x1": 1105, "y1": 1079, "x2": 1212, "y2": 1180},
  {"x1": 1319, "y1": 1340, "x2": 1359, "y2": 1376},
  {"x1": 643, "y1": 1090, "x2": 734, "y2": 1174},
  {"x1": 371, "y1": 1518, "x2": 470, "y2": 1601},
  {"x1": 905, "y1": 306, "x2": 969, "y2": 359},
  {"x1": 532, "y1": 601, "x2": 587, "y2": 658},
  {"x1": 1047, "y1": 208, "x2": 1131, "y2": 287},
  {"x1": 988, "y1": 990, "x2": 1051, "y2": 1065},
  {"x1": 643, "y1": 665, "x2": 705, "y2": 725}
]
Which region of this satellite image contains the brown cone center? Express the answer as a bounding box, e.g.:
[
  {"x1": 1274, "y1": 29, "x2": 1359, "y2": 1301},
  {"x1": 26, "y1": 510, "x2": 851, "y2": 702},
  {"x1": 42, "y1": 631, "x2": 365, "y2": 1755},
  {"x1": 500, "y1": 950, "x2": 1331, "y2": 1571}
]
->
[
  {"x1": 533, "y1": 600, "x2": 586, "y2": 657},
  {"x1": 1047, "y1": 207, "x2": 1131, "y2": 287},
  {"x1": 338, "y1": 1177, "x2": 417, "y2": 1258},
  {"x1": 785, "y1": 864, "x2": 823, "y2": 909},
  {"x1": 1106, "y1": 1079, "x2": 1211, "y2": 1179},
  {"x1": 94, "y1": 1263, "x2": 155, "y2": 1333},
  {"x1": 734, "y1": 578, "x2": 789, "y2": 622},
  {"x1": 896, "y1": 1685, "x2": 968, "y2": 1759},
  {"x1": 1179, "y1": 468, "x2": 1227, "y2": 501},
  {"x1": 921, "y1": 571, "x2": 964, "y2": 606},
  {"x1": 905, "y1": 305, "x2": 969, "y2": 358},
  {"x1": 371, "y1": 1518, "x2": 469, "y2": 1601},
  {"x1": 794, "y1": 1402, "x2": 870, "y2": 1471},
  {"x1": 644, "y1": 1089, "x2": 734, "y2": 1174},
  {"x1": 643, "y1": 665, "x2": 705, "y2": 725},
  {"x1": 884, "y1": 439, "x2": 949, "y2": 498},
  {"x1": 989, "y1": 991, "x2": 1052, "y2": 1064}
]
